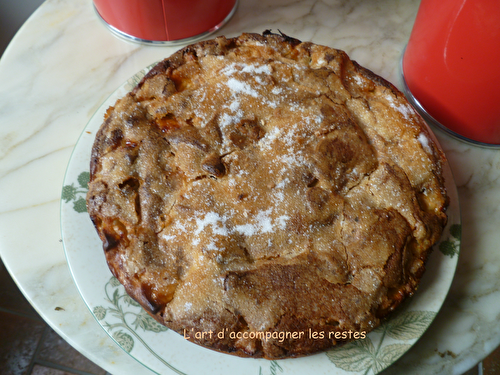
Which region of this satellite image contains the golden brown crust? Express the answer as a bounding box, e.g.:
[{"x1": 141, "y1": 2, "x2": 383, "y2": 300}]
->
[{"x1": 86, "y1": 32, "x2": 448, "y2": 359}]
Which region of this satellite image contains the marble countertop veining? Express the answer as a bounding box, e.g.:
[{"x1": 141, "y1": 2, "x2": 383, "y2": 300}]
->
[{"x1": 0, "y1": 0, "x2": 499, "y2": 374}]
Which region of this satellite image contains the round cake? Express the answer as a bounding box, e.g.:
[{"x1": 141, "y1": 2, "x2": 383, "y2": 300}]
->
[{"x1": 86, "y1": 31, "x2": 448, "y2": 359}]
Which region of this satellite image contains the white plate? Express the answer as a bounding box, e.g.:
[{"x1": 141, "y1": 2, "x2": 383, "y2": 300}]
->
[{"x1": 61, "y1": 65, "x2": 461, "y2": 375}]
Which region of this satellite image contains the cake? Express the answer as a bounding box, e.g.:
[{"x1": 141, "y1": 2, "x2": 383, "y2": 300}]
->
[{"x1": 86, "y1": 31, "x2": 448, "y2": 359}]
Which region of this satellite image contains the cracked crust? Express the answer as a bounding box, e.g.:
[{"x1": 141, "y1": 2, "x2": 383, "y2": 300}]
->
[{"x1": 86, "y1": 32, "x2": 448, "y2": 359}]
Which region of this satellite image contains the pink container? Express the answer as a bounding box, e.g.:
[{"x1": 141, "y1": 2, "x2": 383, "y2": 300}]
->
[
  {"x1": 94, "y1": 0, "x2": 238, "y2": 45},
  {"x1": 401, "y1": 0, "x2": 500, "y2": 147}
]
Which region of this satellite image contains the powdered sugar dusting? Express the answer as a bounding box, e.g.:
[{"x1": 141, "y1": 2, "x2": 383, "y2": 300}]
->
[
  {"x1": 225, "y1": 78, "x2": 259, "y2": 98},
  {"x1": 417, "y1": 132, "x2": 433, "y2": 155},
  {"x1": 234, "y1": 208, "x2": 288, "y2": 237},
  {"x1": 181, "y1": 206, "x2": 291, "y2": 249},
  {"x1": 386, "y1": 94, "x2": 413, "y2": 120},
  {"x1": 194, "y1": 212, "x2": 229, "y2": 237}
]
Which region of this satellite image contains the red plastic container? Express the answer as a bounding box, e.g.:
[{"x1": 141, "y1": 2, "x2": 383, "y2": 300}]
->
[
  {"x1": 401, "y1": 0, "x2": 500, "y2": 146},
  {"x1": 94, "y1": 0, "x2": 237, "y2": 44}
]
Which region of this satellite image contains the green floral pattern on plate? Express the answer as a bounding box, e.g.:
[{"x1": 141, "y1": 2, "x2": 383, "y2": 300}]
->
[
  {"x1": 94, "y1": 276, "x2": 186, "y2": 375},
  {"x1": 62, "y1": 171, "x2": 90, "y2": 213},
  {"x1": 260, "y1": 360, "x2": 284, "y2": 375},
  {"x1": 327, "y1": 310, "x2": 436, "y2": 374},
  {"x1": 439, "y1": 224, "x2": 461, "y2": 258}
]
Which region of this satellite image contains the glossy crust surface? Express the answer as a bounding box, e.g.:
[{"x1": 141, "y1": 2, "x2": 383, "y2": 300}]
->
[{"x1": 86, "y1": 32, "x2": 448, "y2": 359}]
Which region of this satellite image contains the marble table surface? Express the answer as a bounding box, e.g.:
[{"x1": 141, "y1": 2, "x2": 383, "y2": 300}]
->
[{"x1": 0, "y1": 0, "x2": 499, "y2": 374}]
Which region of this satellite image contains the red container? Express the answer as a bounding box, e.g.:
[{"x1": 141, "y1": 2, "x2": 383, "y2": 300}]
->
[
  {"x1": 401, "y1": 0, "x2": 500, "y2": 146},
  {"x1": 94, "y1": 0, "x2": 237, "y2": 44}
]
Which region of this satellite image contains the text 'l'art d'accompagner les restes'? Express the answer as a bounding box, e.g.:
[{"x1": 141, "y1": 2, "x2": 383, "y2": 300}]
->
[{"x1": 184, "y1": 328, "x2": 367, "y2": 343}]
